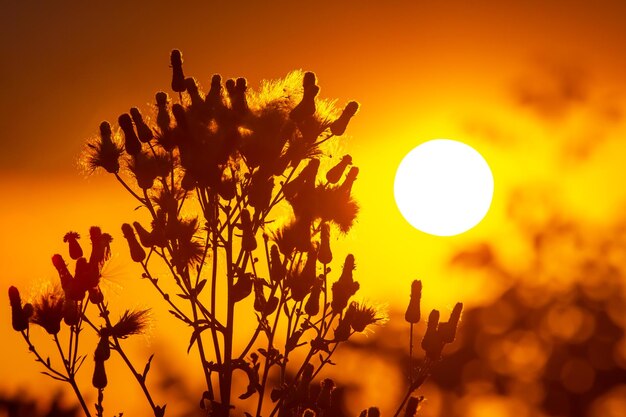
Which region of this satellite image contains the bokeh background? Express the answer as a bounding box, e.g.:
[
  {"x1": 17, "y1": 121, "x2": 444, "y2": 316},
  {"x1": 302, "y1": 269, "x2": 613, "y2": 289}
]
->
[{"x1": 2, "y1": 1, "x2": 626, "y2": 416}]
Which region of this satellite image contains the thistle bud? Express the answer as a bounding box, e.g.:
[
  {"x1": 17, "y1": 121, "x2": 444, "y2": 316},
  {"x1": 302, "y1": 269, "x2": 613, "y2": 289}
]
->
[
  {"x1": 318, "y1": 222, "x2": 332, "y2": 264},
  {"x1": 421, "y1": 309, "x2": 444, "y2": 360},
  {"x1": 63, "y1": 298, "x2": 79, "y2": 326},
  {"x1": 205, "y1": 74, "x2": 225, "y2": 114},
  {"x1": 9, "y1": 286, "x2": 29, "y2": 331},
  {"x1": 130, "y1": 107, "x2": 154, "y2": 142},
  {"x1": 63, "y1": 232, "x2": 83, "y2": 260},
  {"x1": 248, "y1": 173, "x2": 274, "y2": 211},
  {"x1": 95, "y1": 335, "x2": 111, "y2": 361},
  {"x1": 133, "y1": 221, "x2": 154, "y2": 248},
  {"x1": 52, "y1": 254, "x2": 73, "y2": 291},
  {"x1": 92, "y1": 359, "x2": 108, "y2": 389},
  {"x1": 326, "y1": 155, "x2": 352, "y2": 184},
  {"x1": 253, "y1": 279, "x2": 267, "y2": 313},
  {"x1": 122, "y1": 223, "x2": 146, "y2": 262},
  {"x1": 290, "y1": 250, "x2": 317, "y2": 302},
  {"x1": 290, "y1": 72, "x2": 319, "y2": 123},
  {"x1": 170, "y1": 49, "x2": 185, "y2": 93},
  {"x1": 404, "y1": 280, "x2": 422, "y2": 324},
  {"x1": 270, "y1": 245, "x2": 286, "y2": 282},
  {"x1": 331, "y1": 254, "x2": 360, "y2": 314},
  {"x1": 155, "y1": 92, "x2": 171, "y2": 133},
  {"x1": 334, "y1": 303, "x2": 356, "y2": 342},
  {"x1": 185, "y1": 77, "x2": 204, "y2": 108},
  {"x1": 339, "y1": 166, "x2": 358, "y2": 195},
  {"x1": 118, "y1": 113, "x2": 142, "y2": 156},
  {"x1": 316, "y1": 378, "x2": 335, "y2": 410},
  {"x1": 330, "y1": 101, "x2": 359, "y2": 136},
  {"x1": 75, "y1": 257, "x2": 99, "y2": 292},
  {"x1": 218, "y1": 177, "x2": 237, "y2": 201},
  {"x1": 232, "y1": 271, "x2": 253, "y2": 303},
  {"x1": 88, "y1": 287, "x2": 104, "y2": 304},
  {"x1": 304, "y1": 277, "x2": 323, "y2": 316},
  {"x1": 439, "y1": 302, "x2": 463, "y2": 344},
  {"x1": 367, "y1": 408, "x2": 381, "y2": 417},
  {"x1": 240, "y1": 209, "x2": 256, "y2": 252},
  {"x1": 230, "y1": 77, "x2": 249, "y2": 116}
]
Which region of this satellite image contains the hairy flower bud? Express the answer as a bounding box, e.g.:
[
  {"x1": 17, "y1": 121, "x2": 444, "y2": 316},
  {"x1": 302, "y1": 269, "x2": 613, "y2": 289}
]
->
[
  {"x1": 326, "y1": 155, "x2": 352, "y2": 184},
  {"x1": 63, "y1": 232, "x2": 83, "y2": 260},
  {"x1": 130, "y1": 107, "x2": 154, "y2": 143},
  {"x1": 318, "y1": 222, "x2": 332, "y2": 264},
  {"x1": 305, "y1": 277, "x2": 323, "y2": 316},
  {"x1": 331, "y1": 254, "x2": 359, "y2": 314},
  {"x1": 439, "y1": 302, "x2": 463, "y2": 344},
  {"x1": 95, "y1": 335, "x2": 111, "y2": 361},
  {"x1": 240, "y1": 209, "x2": 257, "y2": 251},
  {"x1": 404, "y1": 280, "x2": 422, "y2": 324},
  {"x1": 155, "y1": 92, "x2": 171, "y2": 133},
  {"x1": 290, "y1": 72, "x2": 319, "y2": 123},
  {"x1": 63, "y1": 298, "x2": 79, "y2": 326},
  {"x1": 122, "y1": 223, "x2": 146, "y2": 262},
  {"x1": 9, "y1": 286, "x2": 29, "y2": 331},
  {"x1": 270, "y1": 245, "x2": 286, "y2": 282},
  {"x1": 118, "y1": 113, "x2": 142, "y2": 156},
  {"x1": 92, "y1": 359, "x2": 108, "y2": 389},
  {"x1": 338, "y1": 166, "x2": 358, "y2": 195},
  {"x1": 52, "y1": 254, "x2": 73, "y2": 292},
  {"x1": 421, "y1": 309, "x2": 444, "y2": 360},
  {"x1": 133, "y1": 221, "x2": 154, "y2": 248},
  {"x1": 170, "y1": 49, "x2": 185, "y2": 93},
  {"x1": 330, "y1": 101, "x2": 359, "y2": 136}
]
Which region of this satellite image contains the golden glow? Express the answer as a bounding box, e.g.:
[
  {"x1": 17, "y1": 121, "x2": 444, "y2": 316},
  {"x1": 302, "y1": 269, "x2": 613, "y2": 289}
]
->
[{"x1": 394, "y1": 139, "x2": 494, "y2": 236}]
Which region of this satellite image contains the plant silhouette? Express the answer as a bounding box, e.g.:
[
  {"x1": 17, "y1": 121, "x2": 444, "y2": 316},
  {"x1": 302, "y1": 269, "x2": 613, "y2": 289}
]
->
[{"x1": 8, "y1": 50, "x2": 462, "y2": 417}]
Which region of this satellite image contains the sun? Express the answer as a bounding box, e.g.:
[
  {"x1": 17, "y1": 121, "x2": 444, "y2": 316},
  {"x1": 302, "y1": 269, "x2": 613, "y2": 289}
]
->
[{"x1": 394, "y1": 139, "x2": 494, "y2": 236}]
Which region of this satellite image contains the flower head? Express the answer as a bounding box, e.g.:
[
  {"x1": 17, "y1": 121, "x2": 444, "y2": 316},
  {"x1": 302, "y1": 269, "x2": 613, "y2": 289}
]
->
[
  {"x1": 83, "y1": 121, "x2": 123, "y2": 174},
  {"x1": 350, "y1": 301, "x2": 385, "y2": 333},
  {"x1": 110, "y1": 309, "x2": 150, "y2": 339},
  {"x1": 32, "y1": 288, "x2": 64, "y2": 335},
  {"x1": 63, "y1": 232, "x2": 83, "y2": 260}
]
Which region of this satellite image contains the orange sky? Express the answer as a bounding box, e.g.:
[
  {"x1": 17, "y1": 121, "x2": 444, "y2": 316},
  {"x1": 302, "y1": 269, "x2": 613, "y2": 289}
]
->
[{"x1": 2, "y1": 1, "x2": 626, "y2": 415}]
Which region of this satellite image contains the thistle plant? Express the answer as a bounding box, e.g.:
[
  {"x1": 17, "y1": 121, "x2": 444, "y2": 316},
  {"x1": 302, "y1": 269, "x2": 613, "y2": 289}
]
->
[{"x1": 8, "y1": 50, "x2": 462, "y2": 417}]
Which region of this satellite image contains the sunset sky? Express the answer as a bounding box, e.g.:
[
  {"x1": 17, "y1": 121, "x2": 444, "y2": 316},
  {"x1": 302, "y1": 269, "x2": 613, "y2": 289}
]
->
[{"x1": 2, "y1": 1, "x2": 626, "y2": 416}]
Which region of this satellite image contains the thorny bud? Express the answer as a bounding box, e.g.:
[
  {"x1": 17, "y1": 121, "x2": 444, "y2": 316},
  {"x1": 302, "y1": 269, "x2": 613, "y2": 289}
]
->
[
  {"x1": 305, "y1": 276, "x2": 323, "y2": 316},
  {"x1": 270, "y1": 245, "x2": 286, "y2": 282},
  {"x1": 63, "y1": 298, "x2": 79, "y2": 326},
  {"x1": 92, "y1": 359, "x2": 108, "y2": 389},
  {"x1": 170, "y1": 49, "x2": 185, "y2": 93},
  {"x1": 331, "y1": 254, "x2": 360, "y2": 314},
  {"x1": 51, "y1": 254, "x2": 73, "y2": 292},
  {"x1": 339, "y1": 166, "x2": 359, "y2": 195},
  {"x1": 334, "y1": 303, "x2": 356, "y2": 342},
  {"x1": 330, "y1": 101, "x2": 359, "y2": 136},
  {"x1": 122, "y1": 223, "x2": 146, "y2": 262},
  {"x1": 32, "y1": 291, "x2": 64, "y2": 335},
  {"x1": 290, "y1": 71, "x2": 319, "y2": 123},
  {"x1": 130, "y1": 107, "x2": 154, "y2": 142},
  {"x1": 9, "y1": 286, "x2": 30, "y2": 332},
  {"x1": 438, "y1": 302, "x2": 463, "y2": 344},
  {"x1": 404, "y1": 280, "x2": 422, "y2": 324},
  {"x1": 118, "y1": 113, "x2": 142, "y2": 156},
  {"x1": 63, "y1": 232, "x2": 83, "y2": 260},
  {"x1": 318, "y1": 222, "x2": 332, "y2": 264},
  {"x1": 155, "y1": 92, "x2": 171, "y2": 133},
  {"x1": 240, "y1": 209, "x2": 257, "y2": 252},
  {"x1": 95, "y1": 335, "x2": 111, "y2": 361},
  {"x1": 326, "y1": 155, "x2": 352, "y2": 184},
  {"x1": 316, "y1": 378, "x2": 335, "y2": 410},
  {"x1": 185, "y1": 77, "x2": 204, "y2": 108},
  {"x1": 421, "y1": 309, "x2": 444, "y2": 360},
  {"x1": 88, "y1": 287, "x2": 104, "y2": 304},
  {"x1": 133, "y1": 221, "x2": 155, "y2": 248}
]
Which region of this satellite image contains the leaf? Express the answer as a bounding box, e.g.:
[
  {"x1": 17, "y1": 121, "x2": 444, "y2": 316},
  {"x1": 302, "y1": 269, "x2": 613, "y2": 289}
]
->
[
  {"x1": 41, "y1": 371, "x2": 66, "y2": 382},
  {"x1": 74, "y1": 355, "x2": 87, "y2": 373},
  {"x1": 177, "y1": 293, "x2": 190, "y2": 300},
  {"x1": 196, "y1": 279, "x2": 207, "y2": 295},
  {"x1": 142, "y1": 354, "x2": 155, "y2": 381}
]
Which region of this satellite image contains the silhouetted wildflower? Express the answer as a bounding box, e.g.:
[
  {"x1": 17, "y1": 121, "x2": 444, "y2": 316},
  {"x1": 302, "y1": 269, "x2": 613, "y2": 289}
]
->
[
  {"x1": 325, "y1": 155, "x2": 352, "y2": 184},
  {"x1": 289, "y1": 250, "x2": 317, "y2": 302},
  {"x1": 133, "y1": 221, "x2": 154, "y2": 248},
  {"x1": 329, "y1": 101, "x2": 359, "y2": 136},
  {"x1": 9, "y1": 286, "x2": 31, "y2": 331},
  {"x1": 404, "y1": 280, "x2": 422, "y2": 324},
  {"x1": 270, "y1": 245, "x2": 286, "y2": 282},
  {"x1": 350, "y1": 302, "x2": 382, "y2": 332},
  {"x1": 290, "y1": 71, "x2": 319, "y2": 123},
  {"x1": 63, "y1": 232, "x2": 83, "y2": 260},
  {"x1": 334, "y1": 303, "x2": 356, "y2": 342},
  {"x1": 63, "y1": 298, "x2": 79, "y2": 326},
  {"x1": 155, "y1": 91, "x2": 172, "y2": 131},
  {"x1": 314, "y1": 185, "x2": 359, "y2": 233},
  {"x1": 94, "y1": 334, "x2": 110, "y2": 362},
  {"x1": 130, "y1": 107, "x2": 154, "y2": 142},
  {"x1": 338, "y1": 166, "x2": 358, "y2": 196},
  {"x1": 88, "y1": 287, "x2": 103, "y2": 304},
  {"x1": 111, "y1": 309, "x2": 150, "y2": 338},
  {"x1": 52, "y1": 254, "x2": 73, "y2": 292},
  {"x1": 305, "y1": 276, "x2": 323, "y2": 316},
  {"x1": 89, "y1": 227, "x2": 112, "y2": 270},
  {"x1": 170, "y1": 49, "x2": 186, "y2": 93},
  {"x1": 84, "y1": 121, "x2": 122, "y2": 173},
  {"x1": 32, "y1": 289, "x2": 64, "y2": 335},
  {"x1": 122, "y1": 223, "x2": 146, "y2": 262},
  {"x1": 185, "y1": 77, "x2": 205, "y2": 109},
  {"x1": 240, "y1": 209, "x2": 257, "y2": 252},
  {"x1": 331, "y1": 254, "x2": 359, "y2": 313}
]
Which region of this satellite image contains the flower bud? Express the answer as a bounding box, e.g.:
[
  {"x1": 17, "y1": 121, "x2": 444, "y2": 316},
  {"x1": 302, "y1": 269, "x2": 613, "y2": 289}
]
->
[
  {"x1": 290, "y1": 73, "x2": 319, "y2": 123},
  {"x1": 122, "y1": 223, "x2": 146, "y2": 262},
  {"x1": 63, "y1": 298, "x2": 79, "y2": 326},
  {"x1": 88, "y1": 287, "x2": 104, "y2": 304},
  {"x1": 318, "y1": 222, "x2": 332, "y2": 264},
  {"x1": 133, "y1": 221, "x2": 154, "y2": 248},
  {"x1": 9, "y1": 286, "x2": 29, "y2": 331},
  {"x1": 330, "y1": 101, "x2": 359, "y2": 136},
  {"x1": 331, "y1": 254, "x2": 359, "y2": 314},
  {"x1": 184, "y1": 77, "x2": 204, "y2": 108},
  {"x1": 95, "y1": 335, "x2": 111, "y2": 361},
  {"x1": 130, "y1": 107, "x2": 154, "y2": 143},
  {"x1": 118, "y1": 113, "x2": 142, "y2": 156},
  {"x1": 155, "y1": 92, "x2": 171, "y2": 133},
  {"x1": 92, "y1": 359, "x2": 108, "y2": 389},
  {"x1": 304, "y1": 277, "x2": 323, "y2": 316},
  {"x1": 270, "y1": 245, "x2": 286, "y2": 282},
  {"x1": 316, "y1": 378, "x2": 335, "y2": 410},
  {"x1": 326, "y1": 155, "x2": 352, "y2": 184},
  {"x1": 240, "y1": 209, "x2": 257, "y2": 251},
  {"x1": 52, "y1": 254, "x2": 73, "y2": 292},
  {"x1": 63, "y1": 232, "x2": 83, "y2": 260},
  {"x1": 170, "y1": 49, "x2": 186, "y2": 93},
  {"x1": 439, "y1": 302, "x2": 463, "y2": 344},
  {"x1": 338, "y1": 166, "x2": 358, "y2": 195},
  {"x1": 421, "y1": 309, "x2": 444, "y2": 360},
  {"x1": 404, "y1": 280, "x2": 422, "y2": 324}
]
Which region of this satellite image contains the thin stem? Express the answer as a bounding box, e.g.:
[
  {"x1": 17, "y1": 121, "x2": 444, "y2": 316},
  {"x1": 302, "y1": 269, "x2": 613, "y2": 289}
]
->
[{"x1": 53, "y1": 334, "x2": 93, "y2": 417}]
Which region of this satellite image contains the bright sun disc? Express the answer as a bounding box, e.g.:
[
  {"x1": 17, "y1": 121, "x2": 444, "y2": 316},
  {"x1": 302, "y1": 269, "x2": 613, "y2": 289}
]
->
[{"x1": 394, "y1": 139, "x2": 494, "y2": 236}]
